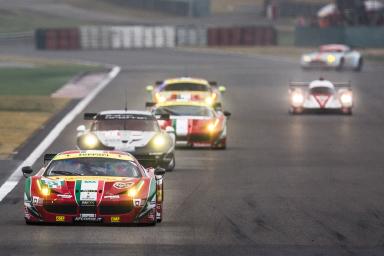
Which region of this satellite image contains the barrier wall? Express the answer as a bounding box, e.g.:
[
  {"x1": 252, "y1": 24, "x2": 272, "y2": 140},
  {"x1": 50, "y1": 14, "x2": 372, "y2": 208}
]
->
[
  {"x1": 295, "y1": 26, "x2": 384, "y2": 47},
  {"x1": 35, "y1": 25, "x2": 277, "y2": 50},
  {"x1": 207, "y1": 26, "x2": 277, "y2": 46}
]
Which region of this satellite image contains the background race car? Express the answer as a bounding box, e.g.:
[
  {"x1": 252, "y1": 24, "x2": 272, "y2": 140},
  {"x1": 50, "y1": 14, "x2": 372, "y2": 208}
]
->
[
  {"x1": 22, "y1": 150, "x2": 165, "y2": 225},
  {"x1": 301, "y1": 44, "x2": 363, "y2": 71},
  {"x1": 145, "y1": 77, "x2": 226, "y2": 109},
  {"x1": 77, "y1": 110, "x2": 176, "y2": 171},
  {"x1": 288, "y1": 78, "x2": 353, "y2": 115},
  {"x1": 152, "y1": 102, "x2": 231, "y2": 149}
]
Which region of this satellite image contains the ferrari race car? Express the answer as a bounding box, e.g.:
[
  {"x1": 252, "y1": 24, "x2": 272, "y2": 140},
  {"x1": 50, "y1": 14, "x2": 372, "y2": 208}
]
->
[
  {"x1": 22, "y1": 150, "x2": 165, "y2": 224},
  {"x1": 152, "y1": 101, "x2": 231, "y2": 149},
  {"x1": 289, "y1": 78, "x2": 353, "y2": 115},
  {"x1": 301, "y1": 44, "x2": 363, "y2": 71},
  {"x1": 145, "y1": 77, "x2": 226, "y2": 109},
  {"x1": 76, "y1": 110, "x2": 176, "y2": 171}
]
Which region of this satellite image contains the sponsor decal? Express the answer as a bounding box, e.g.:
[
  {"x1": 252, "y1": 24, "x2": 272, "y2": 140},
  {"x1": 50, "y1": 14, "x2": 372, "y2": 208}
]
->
[
  {"x1": 80, "y1": 200, "x2": 96, "y2": 206},
  {"x1": 56, "y1": 216, "x2": 65, "y2": 222},
  {"x1": 133, "y1": 199, "x2": 142, "y2": 207},
  {"x1": 104, "y1": 195, "x2": 120, "y2": 199},
  {"x1": 53, "y1": 152, "x2": 134, "y2": 161},
  {"x1": 58, "y1": 194, "x2": 72, "y2": 199},
  {"x1": 74, "y1": 217, "x2": 102, "y2": 222},
  {"x1": 32, "y1": 196, "x2": 43, "y2": 206},
  {"x1": 192, "y1": 142, "x2": 211, "y2": 148},
  {"x1": 111, "y1": 216, "x2": 120, "y2": 223},
  {"x1": 113, "y1": 182, "x2": 133, "y2": 189}
]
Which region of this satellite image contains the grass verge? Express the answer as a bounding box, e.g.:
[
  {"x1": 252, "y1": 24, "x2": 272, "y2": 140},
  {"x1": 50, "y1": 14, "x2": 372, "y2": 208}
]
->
[{"x1": 0, "y1": 57, "x2": 100, "y2": 159}]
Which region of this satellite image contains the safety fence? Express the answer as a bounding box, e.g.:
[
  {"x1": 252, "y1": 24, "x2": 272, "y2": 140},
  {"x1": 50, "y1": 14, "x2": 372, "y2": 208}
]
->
[
  {"x1": 35, "y1": 25, "x2": 277, "y2": 50},
  {"x1": 295, "y1": 26, "x2": 384, "y2": 47}
]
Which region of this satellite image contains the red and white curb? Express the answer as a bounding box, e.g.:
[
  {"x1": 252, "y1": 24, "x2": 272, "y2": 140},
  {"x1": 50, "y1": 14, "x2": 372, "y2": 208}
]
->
[{"x1": 0, "y1": 65, "x2": 121, "y2": 202}]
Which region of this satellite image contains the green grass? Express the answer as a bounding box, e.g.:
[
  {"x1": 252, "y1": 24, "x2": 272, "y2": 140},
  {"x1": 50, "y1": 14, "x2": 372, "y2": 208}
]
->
[{"x1": 0, "y1": 65, "x2": 98, "y2": 96}]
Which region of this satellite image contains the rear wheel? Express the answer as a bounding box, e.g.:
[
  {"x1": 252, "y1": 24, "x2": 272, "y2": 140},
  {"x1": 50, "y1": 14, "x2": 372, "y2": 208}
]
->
[
  {"x1": 354, "y1": 58, "x2": 363, "y2": 72},
  {"x1": 336, "y1": 58, "x2": 344, "y2": 71}
]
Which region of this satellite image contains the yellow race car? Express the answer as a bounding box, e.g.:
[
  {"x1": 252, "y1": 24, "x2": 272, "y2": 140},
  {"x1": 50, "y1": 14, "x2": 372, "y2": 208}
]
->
[{"x1": 145, "y1": 77, "x2": 226, "y2": 109}]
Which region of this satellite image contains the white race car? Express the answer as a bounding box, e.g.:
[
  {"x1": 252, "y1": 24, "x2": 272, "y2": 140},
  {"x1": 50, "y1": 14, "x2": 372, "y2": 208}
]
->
[
  {"x1": 76, "y1": 110, "x2": 176, "y2": 171},
  {"x1": 289, "y1": 78, "x2": 353, "y2": 115},
  {"x1": 301, "y1": 44, "x2": 363, "y2": 71}
]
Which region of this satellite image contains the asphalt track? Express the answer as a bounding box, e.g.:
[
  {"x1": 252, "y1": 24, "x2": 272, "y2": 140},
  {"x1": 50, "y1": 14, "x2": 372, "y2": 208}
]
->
[{"x1": 0, "y1": 46, "x2": 384, "y2": 256}]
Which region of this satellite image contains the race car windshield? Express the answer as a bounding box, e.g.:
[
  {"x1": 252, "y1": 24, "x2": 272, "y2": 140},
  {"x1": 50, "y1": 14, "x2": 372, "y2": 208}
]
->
[
  {"x1": 91, "y1": 119, "x2": 159, "y2": 132},
  {"x1": 45, "y1": 158, "x2": 142, "y2": 177},
  {"x1": 162, "y1": 83, "x2": 209, "y2": 91},
  {"x1": 155, "y1": 105, "x2": 213, "y2": 117},
  {"x1": 310, "y1": 87, "x2": 335, "y2": 94}
]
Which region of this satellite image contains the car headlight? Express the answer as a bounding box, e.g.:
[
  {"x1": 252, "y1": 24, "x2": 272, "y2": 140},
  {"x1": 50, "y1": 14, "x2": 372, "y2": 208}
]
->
[
  {"x1": 82, "y1": 134, "x2": 99, "y2": 149},
  {"x1": 127, "y1": 180, "x2": 144, "y2": 198},
  {"x1": 156, "y1": 93, "x2": 166, "y2": 103},
  {"x1": 340, "y1": 93, "x2": 353, "y2": 107},
  {"x1": 152, "y1": 134, "x2": 168, "y2": 150},
  {"x1": 291, "y1": 92, "x2": 304, "y2": 107},
  {"x1": 303, "y1": 55, "x2": 311, "y2": 62},
  {"x1": 127, "y1": 187, "x2": 137, "y2": 198},
  {"x1": 327, "y1": 55, "x2": 336, "y2": 64},
  {"x1": 207, "y1": 119, "x2": 219, "y2": 133},
  {"x1": 205, "y1": 97, "x2": 214, "y2": 105}
]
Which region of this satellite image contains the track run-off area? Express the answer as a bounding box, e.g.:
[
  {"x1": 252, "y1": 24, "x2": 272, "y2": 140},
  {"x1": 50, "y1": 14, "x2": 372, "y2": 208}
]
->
[{"x1": 0, "y1": 46, "x2": 384, "y2": 256}]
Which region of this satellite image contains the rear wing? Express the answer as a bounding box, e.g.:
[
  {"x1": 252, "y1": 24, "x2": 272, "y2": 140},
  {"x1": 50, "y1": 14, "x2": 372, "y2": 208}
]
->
[
  {"x1": 84, "y1": 113, "x2": 97, "y2": 120},
  {"x1": 44, "y1": 154, "x2": 56, "y2": 165},
  {"x1": 289, "y1": 81, "x2": 351, "y2": 88}
]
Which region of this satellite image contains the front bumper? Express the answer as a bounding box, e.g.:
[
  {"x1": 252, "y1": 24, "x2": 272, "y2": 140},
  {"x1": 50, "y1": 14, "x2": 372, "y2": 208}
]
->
[
  {"x1": 132, "y1": 152, "x2": 174, "y2": 169},
  {"x1": 24, "y1": 200, "x2": 156, "y2": 224}
]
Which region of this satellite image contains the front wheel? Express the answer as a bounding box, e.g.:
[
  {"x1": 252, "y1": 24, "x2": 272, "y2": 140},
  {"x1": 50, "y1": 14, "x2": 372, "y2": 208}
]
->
[{"x1": 165, "y1": 154, "x2": 175, "y2": 172}]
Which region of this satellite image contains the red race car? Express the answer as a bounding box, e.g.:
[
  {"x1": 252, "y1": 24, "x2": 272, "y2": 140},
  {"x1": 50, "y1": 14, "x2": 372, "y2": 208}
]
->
[
  {"x1": 152, "y1": 102, "x2": 231, "y2": 149},
  {"x1": 22, "y1": 150, "x2": 165, "y2": 225}
]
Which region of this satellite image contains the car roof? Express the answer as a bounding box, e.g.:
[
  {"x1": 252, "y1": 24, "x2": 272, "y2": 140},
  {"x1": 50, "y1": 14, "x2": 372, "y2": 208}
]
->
[
  {"x1": 320, "y1": 44, "x2": 350, "y2": 52},
  {"x1": 156, "y1": 101, "x2": 213, "y2": 108},
  {"x1": 309, "y1": 79, "x2": 334, "y2": 89},
  {"x1": 98, "y1": 110, "x2": 152, "y2": 116},
  {"x1": 53, "y1": 150, "x2": 135, "y2": 161},
  {"x1": 163, "y1": 77, "x2": 210, "y2": 86}
]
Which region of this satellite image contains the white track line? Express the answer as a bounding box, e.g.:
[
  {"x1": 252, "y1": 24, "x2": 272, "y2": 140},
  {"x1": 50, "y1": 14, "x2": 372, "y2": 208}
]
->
[{"x1": 0, "y1": 65, "x2": 121, "y2": 202}]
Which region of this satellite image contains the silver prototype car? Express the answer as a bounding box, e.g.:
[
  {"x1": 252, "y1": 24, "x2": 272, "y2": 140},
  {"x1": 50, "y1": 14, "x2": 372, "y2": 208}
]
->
[
  {"x1": 301, "y1": 44, "x2": 363, "y2": 71},
  {"x1": 76, "y1": 110, "x2": 176, "y2": 171}
]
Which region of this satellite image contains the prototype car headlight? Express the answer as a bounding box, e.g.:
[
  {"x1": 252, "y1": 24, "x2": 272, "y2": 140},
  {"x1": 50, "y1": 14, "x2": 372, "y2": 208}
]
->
[
  {"x1": 340, "y1": 93, "x2": 353, "y2": 107},
  {"x1": 302, "y1": 55, "x2": 311, "y2": 62},
  {"x1": 327, "y1": 55, "x2": 336, "y2": 64},
  {"x1": 291, "y1": 92, "x2": 304, "y2": 107},
  {"x1": 83, "y1": 134, "x2": 99, "y2": 149}
]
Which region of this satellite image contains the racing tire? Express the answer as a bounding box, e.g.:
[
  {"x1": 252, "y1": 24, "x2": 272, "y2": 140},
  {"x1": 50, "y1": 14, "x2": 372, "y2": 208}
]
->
[
  {"x1": 289, "y1": 108, "x2": 301, "y2": 115},
  {"x1": 212, "y1": 138, "x2": 226, "y2": 150},
  {"x1": 354, "y1": 58, "x2": 363, "y2": 72},
  {"x1": 342, "y1": 108, "x2": 353, "y2": 115},
  {"x1": 336, "y1": 58, "x2": 344, "y2": 71},
  {"x1": 165, "y1": 154, "x2": 175, "y2": 172}
]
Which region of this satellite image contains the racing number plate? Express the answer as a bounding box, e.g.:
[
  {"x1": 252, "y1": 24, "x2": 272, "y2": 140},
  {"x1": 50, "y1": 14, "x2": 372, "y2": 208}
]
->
[{"x1": 176, "y1": 119, "x2": 188, "y2": 136}]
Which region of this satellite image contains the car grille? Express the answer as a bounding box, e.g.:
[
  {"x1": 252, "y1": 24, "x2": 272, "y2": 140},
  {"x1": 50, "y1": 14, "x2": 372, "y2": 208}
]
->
[
  {"x1": 99, "y1": 202, "x2": 133, "y2": 215},
  {"x1": 44, "y1": 204, "x2": 77, "y2": 214}
]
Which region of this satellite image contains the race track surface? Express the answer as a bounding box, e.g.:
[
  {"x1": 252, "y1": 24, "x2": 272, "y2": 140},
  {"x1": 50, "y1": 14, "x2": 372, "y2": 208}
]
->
[{"x1": 0, "y1": 47, "x2": 383, "y2": 256}]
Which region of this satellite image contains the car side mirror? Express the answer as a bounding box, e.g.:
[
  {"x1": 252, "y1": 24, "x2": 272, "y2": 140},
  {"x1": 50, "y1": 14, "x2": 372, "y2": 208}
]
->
[
  {"x1": 223, "y1": 111, "x2": 231, "y2": 117},
  {"x1": 22, "y1": 166, "x2": 33, "y2": 178},
  {"x1": 165, "y1": 126, "x2": 175, "y2": 134},
  {"x1": 218, "y1": 85, "x2": 226, "y2": 93},
  {"x1": 154, "y1": 167, "x2": 166, "y2": 176},
  {"x1": 77, "y1": 125, "x2": 86, "y2": 133},
  {"x1": 146, "y1": 85, "x2": 154, "y2": 92}
]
